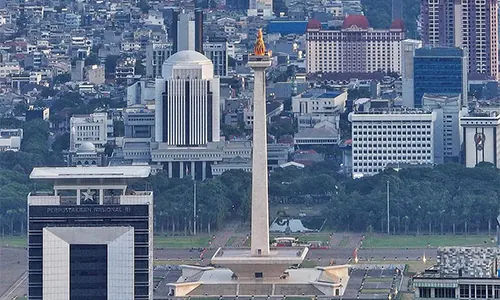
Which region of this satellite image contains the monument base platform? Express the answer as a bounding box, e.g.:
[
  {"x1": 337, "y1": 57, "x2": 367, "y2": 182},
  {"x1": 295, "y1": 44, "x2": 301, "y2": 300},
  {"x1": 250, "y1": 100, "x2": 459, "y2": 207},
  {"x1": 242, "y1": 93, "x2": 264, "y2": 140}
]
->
[
  {"x1": 166, "y1": 264, "x2": 350, "y2": 297},
  {"x1": 210, "y1": 247, "x2": 308, "y2": 280}
]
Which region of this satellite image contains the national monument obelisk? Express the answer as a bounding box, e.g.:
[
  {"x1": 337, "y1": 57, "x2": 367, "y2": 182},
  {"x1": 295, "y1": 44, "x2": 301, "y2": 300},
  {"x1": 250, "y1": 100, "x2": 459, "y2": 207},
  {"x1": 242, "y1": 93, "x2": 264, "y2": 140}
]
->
[
  {"x1": 211, "y1": 30, "x2": 307, "y2": 279},
  {"x1": 248, "y1": 28, "x2": 272, "y2": 257}
]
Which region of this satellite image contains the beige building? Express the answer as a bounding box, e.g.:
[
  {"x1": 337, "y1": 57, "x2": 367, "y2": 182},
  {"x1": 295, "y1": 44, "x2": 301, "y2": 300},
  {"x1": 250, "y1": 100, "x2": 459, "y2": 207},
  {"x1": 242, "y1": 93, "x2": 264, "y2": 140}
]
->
[
  {"x1": 306, "y1": 15, "x2": 405, "y2": 74},
  {"x1": 86, "y1": 65, "x2": 105, "y2": 85}
]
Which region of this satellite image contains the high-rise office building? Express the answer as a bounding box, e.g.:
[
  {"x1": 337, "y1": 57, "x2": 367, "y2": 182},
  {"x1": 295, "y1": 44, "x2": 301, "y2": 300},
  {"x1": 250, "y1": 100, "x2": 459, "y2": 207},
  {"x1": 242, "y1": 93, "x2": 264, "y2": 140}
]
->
[
  {"x1": 351, "y1": 109, "x2": 436, "y2": 178},
  {"x1": 203, "y1": 37, "x2": 228, "y2": 77},
  {"x1": 401, "y1": 39, "x2": 423, "y2": 107},
  {"x1": 421, "y1": 0, "x2": 498, "y2": 80},
  {"x1": 154, "y1": 50, "x2": 220, "y2": 146},
  {"x1": 195, "y1": 9, "x2": 203, "y2": 54},
  {"x1": 146, "y1": 42, "x2": 173, "y2": 78},
  {"x1": 422, "y1": 93, "x2": 465, "y2": 164},
  {"x1": 392, "y1": 0, "x2": 402, "y2": 21},
  {"x1": 28, "y1": 166, "x2": 153, "y2": 300},
  {"x1": 413, "y1": 47, "x2": 468, "y2": 107},
  {"x1": 171, "y1": 10, "x2": 204, "y2": 54}
]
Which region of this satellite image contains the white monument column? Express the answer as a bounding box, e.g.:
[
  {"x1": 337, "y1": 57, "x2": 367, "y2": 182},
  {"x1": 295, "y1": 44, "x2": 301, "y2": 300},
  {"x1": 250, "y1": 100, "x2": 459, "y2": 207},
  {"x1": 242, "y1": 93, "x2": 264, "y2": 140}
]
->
[{"x1": 248, "y1": 29, "x2": 272, "y2": 257}]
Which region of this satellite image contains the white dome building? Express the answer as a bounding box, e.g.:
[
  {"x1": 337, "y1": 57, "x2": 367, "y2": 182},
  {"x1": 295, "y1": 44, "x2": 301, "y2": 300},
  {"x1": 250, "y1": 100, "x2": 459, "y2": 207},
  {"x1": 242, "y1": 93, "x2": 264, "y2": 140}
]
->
[{"x1": 155, "y1": 50, "x2": 220, "y2": 146}]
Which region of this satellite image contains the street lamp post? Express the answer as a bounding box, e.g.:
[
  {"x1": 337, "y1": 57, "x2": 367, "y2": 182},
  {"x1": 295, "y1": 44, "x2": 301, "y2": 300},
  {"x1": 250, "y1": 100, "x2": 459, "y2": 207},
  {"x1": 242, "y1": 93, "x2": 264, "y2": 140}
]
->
[
  {"x1": 387, "y1": 180, "x2": 390, "y2": 235},
  {"x1": 193, "y1": 177, "x2": 197, "y2": 236}
]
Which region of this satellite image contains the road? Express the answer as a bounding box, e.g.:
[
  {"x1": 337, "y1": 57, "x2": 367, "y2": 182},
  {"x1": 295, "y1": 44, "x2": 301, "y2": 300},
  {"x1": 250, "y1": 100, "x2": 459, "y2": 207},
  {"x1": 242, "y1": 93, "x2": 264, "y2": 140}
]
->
[
  {"x1": 0, "y1": 247, "x2": 27, "y2": 300},
  {"x1": 0, "y1": 243, "x2": 437, "y2": 299}
]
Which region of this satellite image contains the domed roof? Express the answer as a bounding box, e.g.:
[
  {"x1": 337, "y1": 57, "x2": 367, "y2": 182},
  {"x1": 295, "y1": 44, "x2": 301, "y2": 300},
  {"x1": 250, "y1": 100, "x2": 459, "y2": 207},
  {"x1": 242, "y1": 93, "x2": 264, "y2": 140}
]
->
[
  {"x1": 78, "y1": 142, "x2": 96, "y2": 153},
  {"x1": 164, "y1": 50, "x2": 211, "y2": 65},
  {"x1": 306, "y1": 19, "x2": 322, "y2": 30},
  {"x1": 390, "y1": 19, "x2": 405, "y2": 30},
  {"x1": 342, "y1": 15, "x2": 369, "y2": 29}
]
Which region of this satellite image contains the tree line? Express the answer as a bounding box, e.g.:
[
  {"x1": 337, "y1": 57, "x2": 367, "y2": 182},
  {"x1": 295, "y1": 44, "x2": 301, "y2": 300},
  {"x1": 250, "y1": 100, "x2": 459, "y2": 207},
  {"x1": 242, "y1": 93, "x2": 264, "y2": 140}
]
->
[{"x1": 2, "y1": 118, "x2": 500, "y2": 237}]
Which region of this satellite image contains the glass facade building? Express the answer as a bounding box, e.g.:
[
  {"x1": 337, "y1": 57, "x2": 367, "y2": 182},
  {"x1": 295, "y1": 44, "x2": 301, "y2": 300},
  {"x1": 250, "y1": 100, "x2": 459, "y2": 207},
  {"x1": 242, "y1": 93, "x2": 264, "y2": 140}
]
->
[{"x1": 413, "y1": 47, "x2": 467, "y2": 107}]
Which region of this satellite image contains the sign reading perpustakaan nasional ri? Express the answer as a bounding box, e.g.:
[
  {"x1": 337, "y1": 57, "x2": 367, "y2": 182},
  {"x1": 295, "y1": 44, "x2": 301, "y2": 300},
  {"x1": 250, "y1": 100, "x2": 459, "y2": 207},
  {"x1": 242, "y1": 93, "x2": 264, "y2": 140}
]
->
[{"x1": 29, "y1": 205, "x2": 149, "y2": 217}]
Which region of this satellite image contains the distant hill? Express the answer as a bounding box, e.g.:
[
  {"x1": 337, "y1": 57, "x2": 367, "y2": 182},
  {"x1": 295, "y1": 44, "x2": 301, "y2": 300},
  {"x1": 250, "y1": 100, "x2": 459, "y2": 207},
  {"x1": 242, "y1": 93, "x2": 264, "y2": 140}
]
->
[{"x1": 361, "y1": 0, "x2": 420, "y2": 39}]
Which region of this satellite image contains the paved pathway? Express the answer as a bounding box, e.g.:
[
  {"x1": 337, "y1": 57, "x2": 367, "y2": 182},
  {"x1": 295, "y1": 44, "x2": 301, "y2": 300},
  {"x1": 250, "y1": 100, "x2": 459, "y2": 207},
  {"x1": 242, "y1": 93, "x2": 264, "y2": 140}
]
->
[{"x1": 211, "y1": 220, "x2": 240, "y2": 248}]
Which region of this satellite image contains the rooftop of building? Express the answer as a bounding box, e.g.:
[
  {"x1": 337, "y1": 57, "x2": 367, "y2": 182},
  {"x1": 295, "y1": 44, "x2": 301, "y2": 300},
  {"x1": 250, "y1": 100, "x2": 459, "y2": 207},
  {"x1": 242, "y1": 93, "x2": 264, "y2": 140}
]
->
[
  {"x1": 342, "y1": 15, "x2": 369, "y2": 29},
  {"x1": 298, "y1": 89, "x2": 343, "y2": 99},
  {"x1": 353, "y1": 108, "x2": 433, "y2": 115},
  {"x1": 164, "y1": 50, "x2": 211, "y2": 65},
  {"x1": 463, "y1": 110, "x2": 500, "y2": 118},
  {"x1": 30, "y1": 166, "x2": 151, "y2": 180},
  {"x1": 415, "y1": 247, "x2": 500, "y2": 279},
  {"x1": 295, "y1": 124, "x2": 339, "y2": 139},
  {"x1": 415, "y1": 46, "x2": 464, "y2": 57}
]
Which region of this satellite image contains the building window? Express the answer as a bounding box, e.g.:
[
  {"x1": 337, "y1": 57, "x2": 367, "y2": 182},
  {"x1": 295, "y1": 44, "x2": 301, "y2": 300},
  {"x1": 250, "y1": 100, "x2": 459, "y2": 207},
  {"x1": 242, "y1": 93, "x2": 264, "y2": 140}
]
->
[{"x1": 419, "y1": 287, "x2": 431, "y2": 298}]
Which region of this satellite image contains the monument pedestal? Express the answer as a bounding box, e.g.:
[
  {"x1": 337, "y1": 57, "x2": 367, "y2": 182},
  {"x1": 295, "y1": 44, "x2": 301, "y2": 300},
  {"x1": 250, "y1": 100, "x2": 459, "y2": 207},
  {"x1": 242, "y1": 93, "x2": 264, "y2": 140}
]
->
[{"x1": 211, "y1": 247, "x2": 308, "y2": 280}]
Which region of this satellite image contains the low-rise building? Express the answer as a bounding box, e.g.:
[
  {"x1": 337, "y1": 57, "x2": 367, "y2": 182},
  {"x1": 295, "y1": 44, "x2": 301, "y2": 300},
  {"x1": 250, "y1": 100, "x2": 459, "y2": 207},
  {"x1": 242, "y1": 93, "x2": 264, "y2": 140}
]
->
[
  {"x1": 70, "y1": 112, "x2": 112, "y2": 151},
  {"x1": 86, "y1": 65, "x2": 105, "y2": 85},
  {"x1": 292, "y1": 90, "x2": 347, "y2": 116},
  {"x1": 294, "y1": 120, "x2": 340, "y2": 148},
  {"x1": 414, "y1": 247, "x2": 500, "y2": 300},
  {"x1": 0, "y1": 62, "x2": 20, "y2": 78},
  {"x1": 0, "y1": 128, "x2": 22, "y2": 151},
  {"x1": 351, "y1": 108, "x2": 436, "y2": 178}
]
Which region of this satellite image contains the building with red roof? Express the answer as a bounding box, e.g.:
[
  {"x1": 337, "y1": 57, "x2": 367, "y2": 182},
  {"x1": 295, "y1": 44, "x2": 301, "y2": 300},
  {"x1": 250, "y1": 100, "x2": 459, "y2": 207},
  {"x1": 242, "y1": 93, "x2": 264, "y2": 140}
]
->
[{"x1": 306, "y1": 15, "x2": 405, "y2": 74}]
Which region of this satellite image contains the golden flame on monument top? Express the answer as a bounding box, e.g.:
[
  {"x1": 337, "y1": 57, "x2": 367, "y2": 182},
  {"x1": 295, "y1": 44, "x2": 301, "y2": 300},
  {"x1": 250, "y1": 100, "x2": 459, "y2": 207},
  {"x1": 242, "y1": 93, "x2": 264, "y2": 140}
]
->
[{"x1": 253, "y1": 29, "x2": 268, "y2": 56}]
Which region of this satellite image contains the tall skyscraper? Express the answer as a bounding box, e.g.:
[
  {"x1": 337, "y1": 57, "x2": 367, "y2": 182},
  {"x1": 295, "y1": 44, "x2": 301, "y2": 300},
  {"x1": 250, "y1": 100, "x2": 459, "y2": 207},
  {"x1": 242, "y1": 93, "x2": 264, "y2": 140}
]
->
[
  {"x1": 392, "y1": 0, "x2": 402, "y2": 21},
  {"x1": 413, "y1": 47, "x2": 468, "y2": 107},
  {"x1": 401, "y1": 39, "x2": 423, "y2": 107},
  {"x1": 204, "y1": 37, "x2": 228, "y2": 77},
  {"x1": 146, "y1": 42, "x2": 173, "y2": 78},
  {"x1": 421, "y1": 0, "x2": 498, "y2": 80},
  {"x1": 171, "y1": 10, "x2": 204, "y2": 53},
  {"x1": 155, "y1": 50, "x2": 220, "y2": 146},
  {"x1": 194, "y1": 9, "x2": 204, "y2": 54},
  {"x1": 28, "y1": 166, "x2": 153, "y2": 300}
]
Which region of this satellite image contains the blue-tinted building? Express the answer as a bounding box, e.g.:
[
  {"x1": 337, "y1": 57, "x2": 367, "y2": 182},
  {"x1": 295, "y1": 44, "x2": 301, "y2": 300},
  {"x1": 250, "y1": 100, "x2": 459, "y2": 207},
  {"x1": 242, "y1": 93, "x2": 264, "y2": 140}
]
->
[
  {"x1": 413, "y1": 47, "x2": 467, "y2": 107},
  {"x1": 267, "y1": 21, "x2": 311, "y2": 35}
]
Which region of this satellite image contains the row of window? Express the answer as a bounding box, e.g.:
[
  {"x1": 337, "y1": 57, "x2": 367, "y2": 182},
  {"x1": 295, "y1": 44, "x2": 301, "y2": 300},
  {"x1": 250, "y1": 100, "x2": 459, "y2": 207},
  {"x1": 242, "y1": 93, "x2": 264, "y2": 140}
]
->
[
  {"x1": 354, "y1": 149, "x2": 432, "y2": 154},
  {"x1": 354, "y1": 156, "x2": 432, "y2": 161},
  {"x1": 353, "y1": 137, "x2": 431, "y2": 142},
  {"x1": 354, "y1": 124, "x2": 431, "y2": 129},
  {"x1": 419, "y1": 284, "x2": 500, "y2": 299},
  {"x1": 353, "y1": 156, "x2": 432, "y2": 165}
]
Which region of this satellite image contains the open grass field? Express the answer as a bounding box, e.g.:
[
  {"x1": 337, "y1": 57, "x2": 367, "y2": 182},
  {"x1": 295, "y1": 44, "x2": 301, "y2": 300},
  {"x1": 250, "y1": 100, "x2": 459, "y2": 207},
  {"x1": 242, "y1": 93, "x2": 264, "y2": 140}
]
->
[
  {"x1": 0, "y1": 236, "x2": 26, "y2": 248},
  {"x1": 362, "y1": 235, "x2": 494, "y2": 249},
  {"x1": 154, "y1": 235, "x2": 211, "y2": 248},
  {"x1": 1, "y1": 235, "x2": 212, "y2": 249},
  {"x1": 153, "y1": 259, "x2": 202, "y2": 266}
]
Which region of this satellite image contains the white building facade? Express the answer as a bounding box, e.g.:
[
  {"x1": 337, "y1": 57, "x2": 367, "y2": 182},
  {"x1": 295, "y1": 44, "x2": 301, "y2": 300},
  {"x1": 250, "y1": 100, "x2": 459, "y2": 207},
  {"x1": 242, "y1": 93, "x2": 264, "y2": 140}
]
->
[
  {"x1": 0, "y1": 128, "x2": 22, "y2": 151},
  {"x1": 351, "y1": 109, "x2": 436, "y2": 178},
  {"x1": 70, "y1": 112, "x2": 112, "y2": 151},
  {"x1": 422, "y1": 93, "x2": 465, "y2": 163},
  {"x1": 155, "y1": 50, "x2": 220, "y2": 146},
  {"x1": 461, "y1": 111, "x2": 500, "y2": 168}
]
